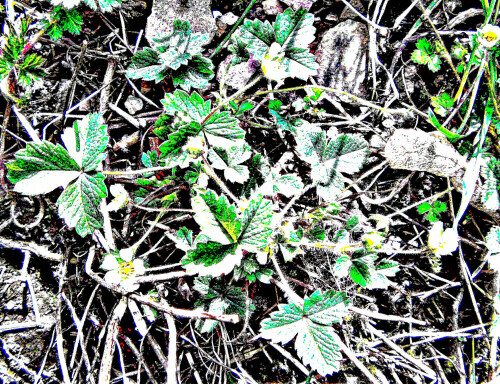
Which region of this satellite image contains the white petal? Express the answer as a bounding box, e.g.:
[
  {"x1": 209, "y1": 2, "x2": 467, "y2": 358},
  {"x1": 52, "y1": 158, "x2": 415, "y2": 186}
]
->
[
  {"x1": 121, "y1": 279, "x2": 140, "y2": 292},
  {"x1": 101, "y1": 254, "x2": 119, "y2": 271},
  {"x1": 119, "y1": 247, "x2": 135, "y2": 262},
  {"x1": 133, "y1": 259, "x2": 146, "y2": 276},
  {"x1": 428, "y1": 221, "x2": 444, "y2": 250},
  {"x1": 104, "y1": 270, "x2": 122, "y2": 285}
]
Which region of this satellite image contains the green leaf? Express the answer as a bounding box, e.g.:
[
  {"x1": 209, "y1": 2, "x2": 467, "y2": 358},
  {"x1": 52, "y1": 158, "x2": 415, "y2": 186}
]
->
[
  {"x1": 259, "y1": 290, "x2": 349, "y2": 376},
  {"x1": 51, "y1": 0, "x2": 121, "y2": 12},
  {"x1": 274, "y1": 8, "x2": 315, "y2": 49},
  {"x1": 203, "y1": 110, "x2": 245, "y2": 148},
  {"x1": 208, "y1": 144, "x2": 252, "y2": 184},
  {"x1": 433, "y1": 201, "x2": 447, "y2": 212},
  {"x1": 191, "y1": 190, "x2": 241, "y2": 244},
  {"x1": 415, "y1": 38, "x2": 433, "y2": 55},
  {"x1": 193, "y1": 276, "x2": 252, "y2": 332},
  {"x1": 7, "y1": 141, "x2": 81, "y2": 195},
  {"x1": 182, "y1": 241, "x2": 241, "y2": 276},
  {"x1": 238, "y1": 194, "x2": 273, "y2": 253},
  {"x1": 411, "y1": 49, "x2": 430, "y2": 65},
  {"x1": 259, "y1": 171, "x2": 304, "y2": 197},
  {"x1": 345, "y1": 216, "x2": 358, "y2": 231},
  {"x1": 57, "y1": 173, "x2": 107, "y2": 237},
  {"x1": 76, "y1": 113, "x2": 109, "y2": 171},
  {"x1": 427, "y1": 54, "x2": 441, "y2": 72},
  {"x1": 171, "y1": 56, "x2": 214, "y2": 91},
  {"x1": 418, "y1": 202, "x2": 432, "y2": 214},
  {"x1": 268, "y1": 99, "x2": 282, "y2": 112},
  {"x1": 295, "y1": 122, "x2": 369, "y2": 202},
  {"x1": 161, "y1": 89, "x2": 209, "y2": 123},
  {"x1": 481, "y1": 158, "x2": 500, "y2": 210},
  {"x1": 158, "y1": 121, "x2": 202, "y2": 157}
]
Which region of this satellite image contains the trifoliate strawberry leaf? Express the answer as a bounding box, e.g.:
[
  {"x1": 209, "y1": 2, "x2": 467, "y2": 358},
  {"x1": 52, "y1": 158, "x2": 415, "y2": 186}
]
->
[
  {"x1": 193, "y1": 276, "x2": 252, "y2": 332},
  {"x1": 6, "y1": 141, "x2": 81, "y2": 195},
  {"x1": 175, "y1": 227, "x2": 194, "y2": 252},
  {"x1": 334, "y1": 251, "x2": 398, "y2": 289},
  {"x1": 127, "y1": 21, "x2": 213, "y2": 88},
  {"x1": 295, "y1": 122, "x2": 369, "y2": 202},
  {"x1": 57, "y1": 173, "x2": 107, "y2": 237},
  {"x1": 191, "y1": 190, "x2": 241, "y2": 244},
  {"x1": 237, "y1": 7, "x2": 318, "y2": 79},
  {"x1": 259, "y1": 290, "x2": 349, "y2": 376},
  {"x1": 203, "y1": 110, "x2": 245, "y2": 148},
  {"x1": 481, "y1": 158, "x2": 500, "y2": 210},
  {"x1": 158, "y1": 121, "x2": 202, "y2": 157},
  {"x1": 208, "y1": 144, "x2": 252, "y2": 184},
  {"x1": 160, "y1": 89, "x2": 244, "y2": 150},
  {"x1": 238, "y1": 194, "x2": 273, "y2": 253}
]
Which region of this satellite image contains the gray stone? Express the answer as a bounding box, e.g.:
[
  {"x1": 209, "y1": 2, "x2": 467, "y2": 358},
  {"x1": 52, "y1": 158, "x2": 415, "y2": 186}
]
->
[
  {"x1": 145, "y1": 0, "x2": 216, "y2": 47},
  {"x1": 315, "y1": 20, "x2": 368, "y2": 103}
]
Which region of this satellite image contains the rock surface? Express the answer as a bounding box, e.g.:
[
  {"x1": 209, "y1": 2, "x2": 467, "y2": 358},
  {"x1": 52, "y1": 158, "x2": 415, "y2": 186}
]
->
[
  {"x1": 145, "y1": 0, "x2": 216, "y2": 47},
  {"x1": 216, "y1": 56, "x2": 258, "y2": 90},
  {"x1": 315, "y1": 20, "x2": 368, "y2": 103}
]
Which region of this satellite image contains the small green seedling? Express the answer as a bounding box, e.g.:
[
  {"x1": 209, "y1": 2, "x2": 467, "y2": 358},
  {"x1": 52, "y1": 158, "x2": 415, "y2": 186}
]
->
[
  {"x1": 418, "y1": 201, "x2": 447, "y2": 222},
  {"x1": 411, "y1": 38, "x2": 442, "y2": 72},
  {"x1": 431, "y1": 92, "x2": 453, "y2": 117}
]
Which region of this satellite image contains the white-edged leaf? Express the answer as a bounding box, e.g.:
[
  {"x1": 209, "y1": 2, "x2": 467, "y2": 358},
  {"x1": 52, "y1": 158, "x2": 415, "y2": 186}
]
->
[
  {"x1": 14, "y1": 170, "x2": 81, "y2": 195},
  {"x1": 295, "y1": 122, "x2": 369, "y2": 202}
]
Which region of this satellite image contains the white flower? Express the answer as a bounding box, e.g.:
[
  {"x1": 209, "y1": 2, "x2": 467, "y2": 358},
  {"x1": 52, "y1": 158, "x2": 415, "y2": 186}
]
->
[
  {"x1": 100, "y1": 249, "x2": 146, "y2": 292},
  {"x1": 261, "y1": 42, "x2": 289, "y2": 83},
  {"x1": 428, "y1": 221, "x2": 459, "y2": 256},
  {"x1": 477, "y1": 25, "x2": 500, "y2": 49}
]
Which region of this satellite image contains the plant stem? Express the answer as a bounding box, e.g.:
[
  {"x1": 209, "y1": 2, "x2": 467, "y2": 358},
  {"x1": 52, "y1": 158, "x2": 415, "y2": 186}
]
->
[
  {"x1": 387, "y1": 187, "x2": 453, "y2": 219},
  {"x1": 209, "y1": 0, "x2": 258, "y2": 59},
  {"x1": 254, "y1": 85, "x2": 411, "y2": 115},
  {"x1": 0, "y1": 101, "x2": 12, "y2": 192}
]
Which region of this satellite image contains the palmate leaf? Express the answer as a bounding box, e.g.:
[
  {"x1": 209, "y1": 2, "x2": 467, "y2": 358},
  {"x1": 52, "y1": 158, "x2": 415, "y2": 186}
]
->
[
  {"x1": 6, "y1": 141, "x2": 81, "y2": 195},
  {"x1": 334, "y1": 251, "x2": 398, "y2": 289},
  {"x1": 259, "y1": 171, "x2": 304, "y2": 197},
  {"x1": 43, "y1": 6, "x2": 83, "y2": 40},
  {"x1": 182, "y1": 241, "x2": 241, "y2": 276},
  {"x1": 127, "y1": 21, "x2": 213, "y2": 89},
  {"x1": 295, "y1": 122, "x2": 369, "y2": 202},
  {"x1": 237, "y1": 7, "x2": 318, "y2": 79},
  {"x1": 208, "y1": 144, "x2": 252, "y2": 184},
  {"x1": 259, "y1": 290, "x2": 349, "y2": 376},
  {"x1": 160, "y1": 89, "x2": 244, "y2": 151},
  {"x1": 57, "y1": 173, "x2": 107, "y2": 237},
  {"x1": 171, "y1": 56, "x2": 214, "y2": 91}
]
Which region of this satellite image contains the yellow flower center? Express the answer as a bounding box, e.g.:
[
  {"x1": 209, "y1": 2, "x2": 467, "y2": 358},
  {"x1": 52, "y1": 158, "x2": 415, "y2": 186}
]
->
[
  {"x1": 482, "y1": 31, "x2": 498, "y2": 42},
  {"x1": 118, "y1": 262, "x2": 135, "y2": 279}
]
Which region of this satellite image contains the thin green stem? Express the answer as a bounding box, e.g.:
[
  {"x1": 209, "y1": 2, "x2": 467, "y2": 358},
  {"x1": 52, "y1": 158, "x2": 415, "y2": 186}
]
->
[
  {"x1": 209, "y1": 0, "x2": 258, "y2": 59},
  {"x1": 387, "y1": 188, "x2": 454, "y2": 219}
]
